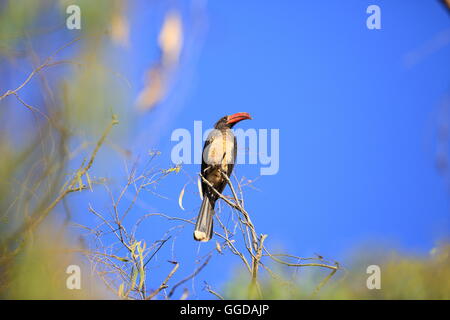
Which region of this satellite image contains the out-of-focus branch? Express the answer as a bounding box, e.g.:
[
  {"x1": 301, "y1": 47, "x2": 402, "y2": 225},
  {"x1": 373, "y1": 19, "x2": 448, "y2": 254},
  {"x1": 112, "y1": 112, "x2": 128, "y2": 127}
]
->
[
  {"x1": 0, "y1": 37, "x2": 81, "y2": 102},
  {"x1": 312, "y1": 267, "x2": 338, "y2": 298},
  {"x1": 3, "y1": 115, "x2": 118, "y2": 249},
  {"x1": 262, "y1": 249, "x2": 339, "y2": 271},
  {"x1": 204, "y1": 282, "x2": 225, "y2": 300}
]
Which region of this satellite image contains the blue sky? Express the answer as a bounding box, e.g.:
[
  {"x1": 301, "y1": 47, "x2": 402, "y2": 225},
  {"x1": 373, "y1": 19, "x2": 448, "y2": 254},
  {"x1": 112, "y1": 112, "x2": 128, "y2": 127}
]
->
[
  {"x1": 6, "y1": 0, "x2": 446, "y2": 298},
  {"x1": 82, "y1": 0, "x2": 450, "y2": 298}
]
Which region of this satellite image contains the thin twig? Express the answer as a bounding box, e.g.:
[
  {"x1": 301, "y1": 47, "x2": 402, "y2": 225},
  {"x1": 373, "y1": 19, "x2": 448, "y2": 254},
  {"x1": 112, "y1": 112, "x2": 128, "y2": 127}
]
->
[
  {"x1": 147, "y1": 261, "x2": 180, "y2": 300},
  {"x1": 168, "y1": 254, "x2": 212, "y2": 298}
]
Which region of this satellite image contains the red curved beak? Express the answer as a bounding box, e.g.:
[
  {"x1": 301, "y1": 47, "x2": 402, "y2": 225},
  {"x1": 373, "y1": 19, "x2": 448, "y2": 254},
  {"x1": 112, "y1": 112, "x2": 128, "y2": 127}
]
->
[{"x1": 227, "y1": 112, "x2": 252, "y2": 125}]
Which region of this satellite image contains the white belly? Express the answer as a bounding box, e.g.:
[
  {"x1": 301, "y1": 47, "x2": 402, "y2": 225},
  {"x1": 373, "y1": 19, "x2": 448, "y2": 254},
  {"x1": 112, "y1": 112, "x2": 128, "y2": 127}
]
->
[{"x1": 203, "y1": 129, "x2": 235, "y2": 172}]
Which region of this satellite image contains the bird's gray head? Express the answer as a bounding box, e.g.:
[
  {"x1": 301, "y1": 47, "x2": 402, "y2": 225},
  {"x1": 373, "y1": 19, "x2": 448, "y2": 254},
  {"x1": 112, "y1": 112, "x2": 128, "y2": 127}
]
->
[{"x1": 214, "y1": 112, "x2": 252, "y2": 129}]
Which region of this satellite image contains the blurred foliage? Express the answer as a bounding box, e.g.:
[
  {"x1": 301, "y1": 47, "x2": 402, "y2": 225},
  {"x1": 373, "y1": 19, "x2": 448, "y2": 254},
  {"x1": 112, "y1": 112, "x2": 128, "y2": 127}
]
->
[
  {"x1": 0, "y1": 0, "x2": 133, "y2": 298},
  {"x1": 224, "y1": 242, "x2": 450, "y2": 299},
  {"x1": 136, "y1": 9, "x2": 183, "y2": 111},
  {"x1": 0, "y1": 0, "x2": 190, "y2": 299},
  {"x1": 3, "y1": 222, "x2": 107, "y2": 299},
  {"x1": 0, "y1": 1, "x2": 43, "y2": 55}
]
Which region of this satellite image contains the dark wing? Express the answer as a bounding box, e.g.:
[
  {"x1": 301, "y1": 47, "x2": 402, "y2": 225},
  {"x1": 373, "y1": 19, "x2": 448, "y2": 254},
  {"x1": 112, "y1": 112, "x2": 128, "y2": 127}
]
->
[
  {"x1": 200, "y1": 134, "x2": 213, "y2": 196},
  {"x1": 226, "y1": 135, "x2": 237, "y2": 179}
]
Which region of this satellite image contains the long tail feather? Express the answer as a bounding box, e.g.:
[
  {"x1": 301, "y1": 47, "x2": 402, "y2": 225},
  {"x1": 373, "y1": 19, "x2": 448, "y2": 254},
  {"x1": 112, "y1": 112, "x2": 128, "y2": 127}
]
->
[{"x1": 194, "y1": 197, "x2": 214, "y2": 241}]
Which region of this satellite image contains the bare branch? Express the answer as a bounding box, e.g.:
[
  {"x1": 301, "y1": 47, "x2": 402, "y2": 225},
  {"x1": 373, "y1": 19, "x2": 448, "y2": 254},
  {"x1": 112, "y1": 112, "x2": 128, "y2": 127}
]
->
[
  {"x1": 168, "y1": 254, "x2": 212, "y2": 298},
  {"x1": 147, "y1": 261, "x2": 180, "y2": 300}
]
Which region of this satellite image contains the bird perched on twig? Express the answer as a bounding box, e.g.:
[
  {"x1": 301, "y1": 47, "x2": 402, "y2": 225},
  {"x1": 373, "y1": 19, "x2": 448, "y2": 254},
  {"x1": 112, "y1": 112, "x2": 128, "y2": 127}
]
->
[{"x1": 194, "y1": 112, "x2": 252, "y2": 242}]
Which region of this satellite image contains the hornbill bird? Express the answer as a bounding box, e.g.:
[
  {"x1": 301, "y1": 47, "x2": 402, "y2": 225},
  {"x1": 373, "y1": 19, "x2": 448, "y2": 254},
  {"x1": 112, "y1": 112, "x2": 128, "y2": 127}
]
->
[{"x1": 194, "y1": 112, "x2": 252, "y2": 242}]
